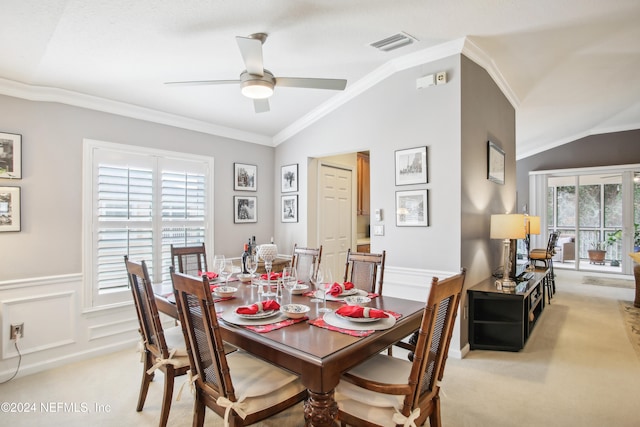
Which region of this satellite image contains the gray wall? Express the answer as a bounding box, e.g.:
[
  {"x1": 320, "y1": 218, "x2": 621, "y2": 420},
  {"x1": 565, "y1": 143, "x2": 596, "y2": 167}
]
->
[
  {"x1": 460, "y1": 55, "x2": 516, "y2": 345},
  {"x1": 0, "y1": 94, "x2": 275, "y2": 281},
  {"x1": 516, "y1": 129, "x2": 640, "y2": 211}
]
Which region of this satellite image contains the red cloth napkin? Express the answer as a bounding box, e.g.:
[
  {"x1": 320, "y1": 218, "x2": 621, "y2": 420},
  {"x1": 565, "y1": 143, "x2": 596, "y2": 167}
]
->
[
  {"x1": 198, "y1": 271, "x2": 218, "y2": 280},
  {"x1": 335, "y1": 305, "x2": 387, "y2": 319},
  {"x1": 260, "y1": 272, "x2": 281, "y2": 280},
  {"x1": 326, "y1": 281, "x2": 354, "y2": 296},
  {"x1": 235, "y1": 299, "x2": 280, "y2": 315}
]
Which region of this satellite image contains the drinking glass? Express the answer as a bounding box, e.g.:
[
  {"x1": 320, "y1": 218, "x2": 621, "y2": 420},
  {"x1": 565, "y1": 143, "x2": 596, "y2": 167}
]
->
[
  {"x1": 309, "y1": 263, "x2": 323, "y2": 303},
  {"x1": 318, "y1": 267, "x2": 333, "y2": 313},
  {"x1": 246, "y1": 254, "x2": 259, "y2": 286}
]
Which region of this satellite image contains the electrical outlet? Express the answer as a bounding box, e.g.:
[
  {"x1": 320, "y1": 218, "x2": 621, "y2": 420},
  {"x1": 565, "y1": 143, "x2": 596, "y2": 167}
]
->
[{"x1": 10, "y1": 323, "x2": 24, "y2": 340}]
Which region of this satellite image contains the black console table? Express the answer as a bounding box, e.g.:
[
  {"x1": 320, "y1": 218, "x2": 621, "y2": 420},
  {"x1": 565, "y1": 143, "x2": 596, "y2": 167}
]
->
[{"x1": 468, "y1": 268, "x2": 548, "y2": 351}]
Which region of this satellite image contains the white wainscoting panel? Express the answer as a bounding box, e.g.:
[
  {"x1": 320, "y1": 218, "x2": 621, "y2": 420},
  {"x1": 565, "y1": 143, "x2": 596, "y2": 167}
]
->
[{"x1": 2, "y1": 291, "x2": 76, "y2": 358}]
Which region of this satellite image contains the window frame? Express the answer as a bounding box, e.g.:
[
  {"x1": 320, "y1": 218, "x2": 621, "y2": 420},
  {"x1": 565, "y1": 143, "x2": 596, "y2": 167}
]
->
[{"x1": 82, "y1": 139, "x2": 214, "y2": 309}]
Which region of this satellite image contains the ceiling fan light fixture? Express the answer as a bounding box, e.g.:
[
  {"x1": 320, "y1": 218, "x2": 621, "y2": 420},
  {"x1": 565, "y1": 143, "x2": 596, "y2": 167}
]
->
[
  {"x1": 241, "y1": 80, "x2": 274, "y2": 99},
  {"x1": 240, "y1": 70, "x2": 275, "y2": 99}
]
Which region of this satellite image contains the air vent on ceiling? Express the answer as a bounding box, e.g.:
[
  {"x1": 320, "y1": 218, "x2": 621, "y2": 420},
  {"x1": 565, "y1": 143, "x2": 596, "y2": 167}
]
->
[{"x1": 369, "y1": 32, "x2": 417, "y2": 52}]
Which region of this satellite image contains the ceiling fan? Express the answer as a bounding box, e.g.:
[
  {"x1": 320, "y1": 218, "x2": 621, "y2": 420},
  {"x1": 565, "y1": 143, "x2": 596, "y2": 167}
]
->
[{"x1": 165, "y1": 33, "x2": 347, "y2": 113}]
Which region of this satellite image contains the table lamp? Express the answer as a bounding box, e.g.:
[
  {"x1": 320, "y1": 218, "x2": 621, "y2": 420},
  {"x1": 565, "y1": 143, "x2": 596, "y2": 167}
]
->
[
  {"x1": 491, "y1": 214, "x2": 526, "y2": 289},
  {"x1": 525, "y1": 215, "x2": 541, "y2": 267}
]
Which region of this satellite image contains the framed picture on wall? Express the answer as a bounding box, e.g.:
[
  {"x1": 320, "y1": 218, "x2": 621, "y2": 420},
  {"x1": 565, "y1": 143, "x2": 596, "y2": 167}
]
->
[
  {"x1": 0, "y1": 186, "x2": 21, "y2": 232},
  {"x1": 395, "y1": 146, "x2": 427, "y2": 185},
  {"x1": 234, "y1": 163, "x2": 257, "y2": 191},
  {"x1": 234, "y1": 196, "x2": 257, "y2": 223},
  {"x1": 281, "y1": 195, "x2": 298, "y2": 223},
  {"x1": 396, "y1": 189, "x2": 428, "y2": 227},
  {"x1": 487, "y1": 141, "x2": 505, "y2": 184},
  {"x1": 281, "y1": 164, "x2": 298, "y2": 193},
  {"x1": 0, "y1": 132, "x2": 22, "y2": 179}
]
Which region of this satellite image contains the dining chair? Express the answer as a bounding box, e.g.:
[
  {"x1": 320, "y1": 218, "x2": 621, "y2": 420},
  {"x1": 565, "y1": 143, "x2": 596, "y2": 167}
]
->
[
  {"x1": 335, "y1": 269, "x2": 466, "y2": 427},
  {"x1": 124, "y1": 256, "x2": 190, "y2": 427},
  {"x1": 170, "y1": 269, "x2": 307, "y2": 427},
  {"x1": 343, "y1": 248, "x2": 386, "y2": 294},
  {"x1": 291, "y1": 243, "x2": 322, "y2": 284},
  {"x1": 171, "y1": 243, "x2": 208, "y2": 276},
  {"x1": 529, "y1": 231, "x2": 560, "y2": 303}
]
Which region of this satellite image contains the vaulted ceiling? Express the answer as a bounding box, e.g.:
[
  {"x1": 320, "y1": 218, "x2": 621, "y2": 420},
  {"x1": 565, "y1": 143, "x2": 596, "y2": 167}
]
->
[{"x1": 1, "y1": 0, "x2": 638, "y2": 158}]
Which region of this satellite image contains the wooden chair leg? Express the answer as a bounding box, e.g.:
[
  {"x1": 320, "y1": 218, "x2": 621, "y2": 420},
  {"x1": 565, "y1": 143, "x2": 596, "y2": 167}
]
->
[
  {"x1": 159, "y1": 368, "x2": 175, "y2": 427},
  {"x1": 192, "y1": 391, "x2": 206, "y2": 427},
  {"x1": 429, "y1": 395, "x2": 442, "y2": 427},
  {"x1": 137, "y1": 351, "x2": 154, "y2": 411}
]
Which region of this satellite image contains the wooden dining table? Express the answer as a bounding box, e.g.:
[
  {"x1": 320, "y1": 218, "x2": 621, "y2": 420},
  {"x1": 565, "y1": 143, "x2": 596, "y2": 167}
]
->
[{"x1": 153, "y1": 277, "x2": 425, "y2": 427}]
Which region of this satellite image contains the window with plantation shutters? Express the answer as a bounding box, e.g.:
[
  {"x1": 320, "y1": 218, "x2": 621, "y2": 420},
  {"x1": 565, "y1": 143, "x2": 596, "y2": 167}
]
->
[{"x1": 84, "y1": 139, "x2": 213, "y2": 308}]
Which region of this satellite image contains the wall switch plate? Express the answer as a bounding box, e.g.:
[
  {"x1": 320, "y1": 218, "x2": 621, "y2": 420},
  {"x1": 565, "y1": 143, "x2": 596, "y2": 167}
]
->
[
  {"x1": 416, "y1": 74, "x2": 435, "y2": 89},
  {"x1": 373, "y1": 225, "x2": 385, "y2": 236},
  {"x1": 374, "y1": 209, "x2": 382, "y2": 221}
]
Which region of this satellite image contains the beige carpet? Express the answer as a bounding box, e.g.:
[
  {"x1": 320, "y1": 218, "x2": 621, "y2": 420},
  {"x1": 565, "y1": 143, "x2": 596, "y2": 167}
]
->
[
  {"x1": 620, "y1": 301, "x2": 640, "y2": 359},
  {"x1": 1, "y1": 270, "x2": 640, "y2": 426},
  {"x1": 583, "y1": 275, "x2": 634, "y2": 288}
]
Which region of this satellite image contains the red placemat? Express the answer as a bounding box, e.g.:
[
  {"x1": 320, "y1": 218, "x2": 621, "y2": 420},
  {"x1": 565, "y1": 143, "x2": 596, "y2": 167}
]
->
[
  {"x1": 309, "y1": 311, "x2": 401, "y2": 337},
  {"x1": 215, "y1": 312, "x2": 307, "y2": 333}
]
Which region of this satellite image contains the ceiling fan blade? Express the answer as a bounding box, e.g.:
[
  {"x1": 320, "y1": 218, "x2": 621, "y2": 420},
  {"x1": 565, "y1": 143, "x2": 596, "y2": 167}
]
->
[
  {"x1": 236, "y1": 35, "x2": 264, "y2": 76},
  {"x1": 275, "y1": 77, "x2": 347, "y2": 91},
  {"x1": 164, "y1": 79, "x2": 240, "y2": 86},
  {"x1": 253, "y1": 98, "x2": 270, "y2": 113}
]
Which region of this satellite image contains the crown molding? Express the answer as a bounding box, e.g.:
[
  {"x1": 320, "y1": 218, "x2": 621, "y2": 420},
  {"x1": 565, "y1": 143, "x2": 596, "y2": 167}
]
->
[
  {"x1": 0, "y1": 36, "x2": 518, "y2": 149},
  {"x1": 0, "y1": 77, "x2": 272, "y2": 146}
]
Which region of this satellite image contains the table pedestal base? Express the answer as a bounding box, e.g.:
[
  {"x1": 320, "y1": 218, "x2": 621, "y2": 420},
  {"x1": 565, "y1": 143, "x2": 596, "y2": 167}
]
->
[
  {"x1": 304, "y1": 390, "x2": 339, "y2": 426},
  {"x1": 634, "y1": 264, "x2": 640, "y2": 308}
]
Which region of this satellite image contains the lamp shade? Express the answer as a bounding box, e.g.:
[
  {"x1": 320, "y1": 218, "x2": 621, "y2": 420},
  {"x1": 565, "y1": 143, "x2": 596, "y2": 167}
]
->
[
  {"x1": 490, "y1": 214, "x2": 526, "y2": 240},
  {"x1": 526, "y1": 216, "x2": 541, "y2": 235}
]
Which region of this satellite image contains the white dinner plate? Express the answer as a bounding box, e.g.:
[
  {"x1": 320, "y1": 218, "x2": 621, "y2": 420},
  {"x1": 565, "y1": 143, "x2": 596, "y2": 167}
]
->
[
  {"x1": 334, "y1": 312, "x2": 388, "y2": 323},
  {"x1": 235, "y1": 309, "x2": 279, "y2": 319}
]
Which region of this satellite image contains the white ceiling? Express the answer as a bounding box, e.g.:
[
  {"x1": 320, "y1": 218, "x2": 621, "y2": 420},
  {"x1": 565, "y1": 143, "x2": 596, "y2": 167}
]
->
[{"x1": 1, "y1": 0, "x2": 639, "y2": 158}]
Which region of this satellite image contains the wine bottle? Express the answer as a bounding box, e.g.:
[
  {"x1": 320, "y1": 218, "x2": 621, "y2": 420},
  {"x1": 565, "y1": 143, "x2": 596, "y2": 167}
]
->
[{"x1": 241, "y1": 243, "x2": 249, "y2": 274}]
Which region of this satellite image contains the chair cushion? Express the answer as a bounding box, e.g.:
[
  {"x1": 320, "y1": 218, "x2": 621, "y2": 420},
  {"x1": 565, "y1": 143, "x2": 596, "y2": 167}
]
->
[
  {"x1": 336, "y1": 354, "x2": 412, "y2": 410},
  {"x1": 164, "y1": 325, "x2": 189, "y2": 357},
  {"x1": 225, "y1": 350, "x2": 305, "y2": 416}
]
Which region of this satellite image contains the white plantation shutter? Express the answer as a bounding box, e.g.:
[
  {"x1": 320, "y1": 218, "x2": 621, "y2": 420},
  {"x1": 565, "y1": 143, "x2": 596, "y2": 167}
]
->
[{"x1": 85, "y1": 140, "x2": 212, "y2": 307}]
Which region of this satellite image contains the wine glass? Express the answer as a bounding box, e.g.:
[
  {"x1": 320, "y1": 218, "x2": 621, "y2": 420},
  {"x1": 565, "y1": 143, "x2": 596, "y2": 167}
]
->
[
  {"x1": 309, "y1": 263, "x2": 323, "y2": 303},
  {"x1": 257, "y1": 244, "x2": 278, "y2": 297},
  {"x1": 245, "y1": 254, "x2": 259, "y2": 287},
  {"x1": 212, "y1": 255, "x2": 225, "y2": 282},
  {"x1": 217, "y1": 258, "x2": 231, "y2": 285},
  {"x1": 318, "y1": 267, "x2": 333, "y2": 313},
  {"x1": 282, "y1": 267, "x2": 297, "y2": 305}
]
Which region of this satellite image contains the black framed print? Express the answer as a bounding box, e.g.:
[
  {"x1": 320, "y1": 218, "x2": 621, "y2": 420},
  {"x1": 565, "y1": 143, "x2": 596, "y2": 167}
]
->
[
  {"x1": 0, "y1": 132, "x2": 22, "y2": 179},
  {"x1": 281, "y1": 195, "x2": 298, "y2": 223},
  {"x1": 281, "y1": 164, "x2": 298, "y2": 193},
  {"x1": 234, "y1": 163, "x2": 257, "y2": 191},
  {"x1": 487, "y1": 141, "x2": 505, "y2": 184},
  {"x1": 395, "y1": 146, "x2": 427, "y2": 185},
  {"x1": 396, "y1": 189, "x2": 428, "y2": 227},
  {"x1": 234, "y1": 196, "x2": 257, "y2": 223},
  {"x1": 0, "y1": 186, "x2": 21, "y2": 232}
]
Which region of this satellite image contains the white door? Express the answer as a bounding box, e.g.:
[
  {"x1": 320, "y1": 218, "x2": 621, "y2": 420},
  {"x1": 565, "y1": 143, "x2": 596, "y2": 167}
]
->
[{"x1": 319, "y1": 164, "x2": 352, "y2": 281}]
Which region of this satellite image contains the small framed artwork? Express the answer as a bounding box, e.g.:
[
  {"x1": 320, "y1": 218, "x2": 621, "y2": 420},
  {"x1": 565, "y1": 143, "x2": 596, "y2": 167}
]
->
[
  {"x1": 0, "y1": 132, "x2": 22, "y2": 179},
  {"x1": 234, "y1": 163, "x2": 257, "y2": 191},
  {"x1": 487, "y1": 141, "x2": 505, "y2": 184},
  {"x1": 396, "y1": 189, "x2": 428, "y2": 227},
  {"x1": 281, "y1": 164, "x2": 298, "y2": 193},
  {"x1": 281, "y1": 195, "x2": 298, "y2": 223},
  {"x1": 0, "y1": 186, "x2": 21, "y2": 232},
  {"x1": 234, "y1": 196, "x2": 257, "y2": 223},
  {"x1": 395, "y1": 146, "x2": 427, "y2": 185}
]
